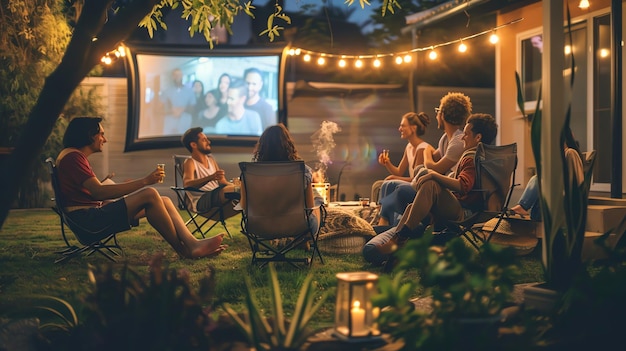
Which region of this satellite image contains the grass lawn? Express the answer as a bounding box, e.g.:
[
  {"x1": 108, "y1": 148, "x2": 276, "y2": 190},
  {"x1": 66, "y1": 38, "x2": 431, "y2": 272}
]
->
[{"x1": 0, "y1": 208, "x2": 545, "y2": 329}]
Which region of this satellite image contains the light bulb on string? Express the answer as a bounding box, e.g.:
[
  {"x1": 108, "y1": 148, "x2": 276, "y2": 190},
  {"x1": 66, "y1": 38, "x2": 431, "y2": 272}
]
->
[
  {"x1": 317, "y1": 57, "x2": 326, "y2": 65},
  {"x1": 429, "y1": 49, "x2": 438, "y2": 60},
  {"x1": 295, "y1": 48, "x2": 301, "y2": 55},
  {"x1": 303, "y1": 54, "x2": 311, "y2": 62},
  {"x1": 403, "y1": 54, "x2": 412, "y2": 63},
  {"x1": 578, "y1": 0, "x2": 590, "y2": 9},
  {"x1": 373, "y1": 58, "x2": 381, "y2": 68},
  {"x1": 338, "y1": 59, "x2": 346, "y2": 68},
  {"x1": 489, "y1": 32, "x2": 499, "y2": 44},
  {"x1": 395, "y1": 56, "x2": 403, "y2": 65},
  {"x1": 458, "y1": 41, "x2": 467, "y2": 53},
  {"x1": 288, "y1": 48, "x2": 295, "y2": 55},
  {"x1": 355, "y1": 59, "x2": 363, "y2": 68}
]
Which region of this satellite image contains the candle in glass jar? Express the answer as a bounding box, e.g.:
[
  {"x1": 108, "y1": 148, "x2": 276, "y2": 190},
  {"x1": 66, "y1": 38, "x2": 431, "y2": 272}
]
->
[{"x1": 351, "y1": 300, "x2": 366, "y2": 336}]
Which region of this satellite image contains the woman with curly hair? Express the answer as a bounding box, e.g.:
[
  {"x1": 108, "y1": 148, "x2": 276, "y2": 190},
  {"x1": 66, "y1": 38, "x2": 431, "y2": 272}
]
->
[{"x1": 241, "y1": 123, "x2": 323, "y2": 231}]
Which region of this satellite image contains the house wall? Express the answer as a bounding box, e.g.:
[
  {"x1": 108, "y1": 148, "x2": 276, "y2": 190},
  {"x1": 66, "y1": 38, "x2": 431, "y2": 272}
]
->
[
  {"x1": 496, "y1": 0, "x2": 619, "y2": 190},
  {"x1": 84, "y1": 78, "x2": 494, "y2": 203}
]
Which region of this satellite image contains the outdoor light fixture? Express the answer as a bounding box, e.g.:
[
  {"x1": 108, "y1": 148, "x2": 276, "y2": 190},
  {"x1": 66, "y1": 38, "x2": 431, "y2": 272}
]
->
[
  {"x1": 338, "y1": 59, "x2": 346, "y2": 68},
  {"x1": 334, "y1": 272, "x2": 381, "y2": 342},
  {"x1": 489, "y1": 32, "x2": 499, "y2": 44},
  {"x1": 286, "y1": 18, "x2": 521, "y2": 70},
  {"x1": 458, "y1": 41, "x2": 467, "y2": 53},
  {"x1": 429, "y1": 49, "x2": 438, "y2": 60},
  {"x1": 579, "y1": 0, "x2": 590, "y2": 9}
]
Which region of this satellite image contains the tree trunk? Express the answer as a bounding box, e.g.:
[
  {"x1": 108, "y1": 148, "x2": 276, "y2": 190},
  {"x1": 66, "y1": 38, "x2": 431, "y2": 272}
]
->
[{"x1": 0, "y1": 0, "x2": 159, "y2": 228}]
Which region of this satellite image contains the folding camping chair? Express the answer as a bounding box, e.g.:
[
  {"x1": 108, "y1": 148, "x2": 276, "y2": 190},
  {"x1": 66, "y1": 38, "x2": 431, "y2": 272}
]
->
[
  {"x1": 170, "y1": 154, "x2": 233, "y2": 238},
  {"x1": 238, "y1": 161, "x2": 327, "y2": 268},
  {"x1": 45, "y1": 158, "x2": 125, "y2": 263},
  {"x1": 438, "y1": 142, "x2": 518, "y2": 250}
]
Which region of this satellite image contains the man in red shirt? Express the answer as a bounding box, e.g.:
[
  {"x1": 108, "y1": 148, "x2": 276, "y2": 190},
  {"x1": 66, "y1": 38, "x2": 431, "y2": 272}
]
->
[{"x1": 56, "y1": 117, "x2": 226, "y2": 259}]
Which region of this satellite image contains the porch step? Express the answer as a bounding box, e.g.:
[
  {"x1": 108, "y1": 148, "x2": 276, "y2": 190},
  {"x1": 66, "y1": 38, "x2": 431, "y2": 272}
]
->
[{"x1": 586, "y1": 205, "x2": 626, "y2": 233}]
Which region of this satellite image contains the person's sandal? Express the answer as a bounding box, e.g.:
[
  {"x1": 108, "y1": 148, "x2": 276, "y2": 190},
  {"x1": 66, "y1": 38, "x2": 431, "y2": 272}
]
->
[{"x1": 505, "y1": 209, "x2": 527, "y2": 219}]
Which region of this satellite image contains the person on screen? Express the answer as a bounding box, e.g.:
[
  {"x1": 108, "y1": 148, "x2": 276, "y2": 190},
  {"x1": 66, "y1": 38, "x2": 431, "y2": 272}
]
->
[
  {"x1": 198, "y1": 90, "x2": 221, "y2": 134},
  {"x1": 215, "y1": 80, "x2": 263, "y2": 136},
  {"x1": 192, "y1": 80, "x2": 207, "y2": 122},
  {"x1": 160, "y1": 68, "x2": 195, "y2": 135},
  {"x1": 244, "y1": 67, "x2": 276, "y2": 130},
  {"x1": 213, "y1": 73, "x2": 231, "y2": 120},
  {"x1": 56, "y1": 117, "x2": 227, "y2": 259}
]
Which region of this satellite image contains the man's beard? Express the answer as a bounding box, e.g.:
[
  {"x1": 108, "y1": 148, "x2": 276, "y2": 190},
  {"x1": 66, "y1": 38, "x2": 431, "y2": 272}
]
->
[{"x1": 200, "y1": 147, "x2": 212, "y2": 155}]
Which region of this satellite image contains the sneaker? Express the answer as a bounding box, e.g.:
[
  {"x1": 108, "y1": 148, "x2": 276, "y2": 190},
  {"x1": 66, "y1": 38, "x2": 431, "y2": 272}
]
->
[{"x1": 396, "y1": 223, "x2": 426, "y2": 240}]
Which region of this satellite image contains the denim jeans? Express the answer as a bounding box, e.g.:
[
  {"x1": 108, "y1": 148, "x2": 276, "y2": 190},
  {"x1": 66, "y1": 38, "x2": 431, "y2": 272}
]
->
[
  {"x1": 379, "y1": 183, "x2": 416, "y2": 226},
  {"x1": 518, "y1": 175, "x2": 541, "y2": 221}
]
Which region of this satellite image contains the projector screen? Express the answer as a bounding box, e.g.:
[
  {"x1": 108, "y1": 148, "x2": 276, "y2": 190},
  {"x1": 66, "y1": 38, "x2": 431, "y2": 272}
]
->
[{"x1": 124, "y1": 44, "x2": 286, "y2": 151}]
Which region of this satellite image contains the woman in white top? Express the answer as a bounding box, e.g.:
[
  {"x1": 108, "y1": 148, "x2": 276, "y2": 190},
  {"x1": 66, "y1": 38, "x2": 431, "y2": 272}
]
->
[{"x1": 375, "y1": 112, "x2": 431, "y2": 208}]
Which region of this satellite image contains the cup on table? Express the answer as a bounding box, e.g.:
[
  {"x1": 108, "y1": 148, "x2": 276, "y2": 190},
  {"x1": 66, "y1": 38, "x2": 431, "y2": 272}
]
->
[
  {"x1": 359, "y1": 197, "x2": 370, "y2": 207},
  {"x1": 231, "y1": 177, "x2": 241, "y2": 193},
  {"x1": 157, "y1": 163, "x2": 165, "y2": 183}
]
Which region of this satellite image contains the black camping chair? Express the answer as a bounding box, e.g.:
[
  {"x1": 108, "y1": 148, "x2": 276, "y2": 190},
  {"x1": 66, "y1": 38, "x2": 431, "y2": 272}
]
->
[
  {"x1": 438, "y1": 142, "x2": 519, "y2": 250},
  {"x1": 239, "y1": 161, "x2": 327, "y2": 268},
  {"x1": 170, "y1": 154, "x2": 234, "y2": 239},
  {"x1": 45, "y1": 158, "x2": 125, "y2": 263}
]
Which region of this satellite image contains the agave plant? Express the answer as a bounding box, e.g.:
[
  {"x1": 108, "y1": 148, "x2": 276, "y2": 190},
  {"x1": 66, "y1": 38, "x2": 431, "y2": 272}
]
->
[
  {"x1": 222, "y1": 263, "x2": 330, "y2": 351},
  {"x1": 514, "y1": 6, "x2": 596, "y2": 292}
]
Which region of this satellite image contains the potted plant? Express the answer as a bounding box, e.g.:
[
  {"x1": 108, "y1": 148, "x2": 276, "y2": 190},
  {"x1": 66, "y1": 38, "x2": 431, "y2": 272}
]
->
[{"x1": 373, "y1": 232, "x2": 521, "y2": 350}]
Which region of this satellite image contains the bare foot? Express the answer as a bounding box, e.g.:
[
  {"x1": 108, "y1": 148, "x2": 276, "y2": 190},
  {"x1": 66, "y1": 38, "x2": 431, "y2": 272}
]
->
[
  {"x1": 190, "y1": 233, "x2": 226, "y2": 258},
  {"x1": 510, "y1": 205, "x2": 529, "y2": 216}
]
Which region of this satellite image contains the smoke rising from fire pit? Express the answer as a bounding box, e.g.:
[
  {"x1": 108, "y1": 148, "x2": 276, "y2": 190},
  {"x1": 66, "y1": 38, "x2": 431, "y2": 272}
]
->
[{"x1": 311, "y1": 121, "x2": 341, "y2": 181}]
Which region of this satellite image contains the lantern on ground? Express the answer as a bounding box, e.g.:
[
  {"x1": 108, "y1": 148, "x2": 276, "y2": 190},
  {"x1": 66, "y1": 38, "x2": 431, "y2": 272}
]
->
[{"x1": 334, "y1": 272, "x2": 381, "y2": 342}]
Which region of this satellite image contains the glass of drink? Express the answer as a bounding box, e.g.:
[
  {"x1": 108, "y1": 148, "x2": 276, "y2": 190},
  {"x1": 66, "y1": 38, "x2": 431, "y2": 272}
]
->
[
  {"x1": 359, "y1": 197, "x2": 370, "y2": 207},
  {"x1": 232, "y1": 177, "x2": 241, "y2": 193},
  {"x1": 157, "y1": 163, "x2": 165, "y2": 183}
]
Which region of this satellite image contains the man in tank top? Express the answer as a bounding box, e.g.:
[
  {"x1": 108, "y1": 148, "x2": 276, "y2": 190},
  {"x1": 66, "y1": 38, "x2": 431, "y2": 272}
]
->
[{"x1": 181, "y1": 127, "x2": 240, "y2": 218}]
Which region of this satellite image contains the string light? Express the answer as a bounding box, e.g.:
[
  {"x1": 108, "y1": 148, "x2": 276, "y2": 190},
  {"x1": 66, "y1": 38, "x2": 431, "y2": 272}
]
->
[
  {"x1": 428, "y1": 48, "x2": 438, "y2": 60},
  {"x1": 458, "y1": 41, "x2": 467, "y2": 53},
  {"x1": 578, "y1": 0, "x2": 590, "y2": 9},
  {"x1": 290, "y1": 18, "x2": 522, "y2": 67},
  {"x1": 489, "y1": 31, "x2": 499, "y2": 44},
  {"x1": 100, "y1": 45, "x2": 126, "y2": 65}
]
